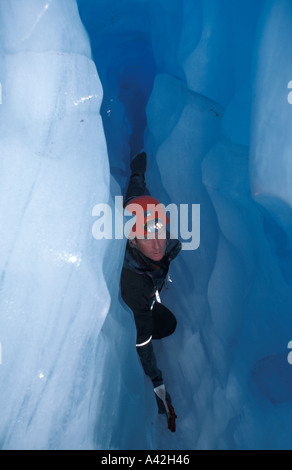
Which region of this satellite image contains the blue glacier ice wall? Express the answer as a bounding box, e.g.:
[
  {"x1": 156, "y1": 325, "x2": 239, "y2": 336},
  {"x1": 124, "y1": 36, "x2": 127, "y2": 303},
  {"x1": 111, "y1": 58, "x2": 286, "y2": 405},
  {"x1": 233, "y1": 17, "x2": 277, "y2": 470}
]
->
[
  {"x1": 0, "y1": 0, "x2": 292, "y2": 450},
  {"x1": 0, "y1": 0, "x2": 150, "y2": 450}
]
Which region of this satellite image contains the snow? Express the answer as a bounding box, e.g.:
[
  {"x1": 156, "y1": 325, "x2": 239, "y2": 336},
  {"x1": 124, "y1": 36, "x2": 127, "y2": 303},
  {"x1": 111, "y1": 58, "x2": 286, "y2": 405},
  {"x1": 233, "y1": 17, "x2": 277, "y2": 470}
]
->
[{"x1": 0, "y1": 0, "x2": 292, "y2": 451}]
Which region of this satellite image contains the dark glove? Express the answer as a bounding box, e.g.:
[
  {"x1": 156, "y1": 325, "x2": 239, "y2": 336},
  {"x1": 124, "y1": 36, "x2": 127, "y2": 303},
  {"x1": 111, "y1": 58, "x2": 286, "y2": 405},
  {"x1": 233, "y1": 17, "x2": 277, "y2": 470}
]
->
[{"x1": 130, "y1": 151, "x2": 147, "y2": 174}]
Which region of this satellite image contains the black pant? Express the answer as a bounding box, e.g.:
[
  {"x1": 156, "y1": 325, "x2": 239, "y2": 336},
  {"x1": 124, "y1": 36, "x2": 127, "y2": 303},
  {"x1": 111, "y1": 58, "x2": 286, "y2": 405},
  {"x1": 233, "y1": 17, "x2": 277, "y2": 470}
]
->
[{"x1": 152, "y1": 302, "x2": 177, "y2": 340}]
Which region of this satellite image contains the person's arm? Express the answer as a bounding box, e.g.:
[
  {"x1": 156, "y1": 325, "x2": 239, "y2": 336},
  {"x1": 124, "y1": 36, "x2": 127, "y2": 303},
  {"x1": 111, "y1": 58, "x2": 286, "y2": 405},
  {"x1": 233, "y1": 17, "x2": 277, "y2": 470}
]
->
[
  {"x1": 136, "y1": 341, "x2": 163, "y2": 388},
  {"x1": 121, "y1": 268, "x2": 163, "y2": 388},
  {"x1": 124, "y1": 152, "x2": 147, "y2": 205}
]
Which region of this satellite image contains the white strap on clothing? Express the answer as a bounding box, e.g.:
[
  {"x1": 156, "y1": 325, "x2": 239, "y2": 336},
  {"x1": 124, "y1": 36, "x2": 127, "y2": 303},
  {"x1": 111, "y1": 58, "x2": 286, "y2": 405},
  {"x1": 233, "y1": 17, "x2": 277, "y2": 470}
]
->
[
  {"x1": 151, "y1": 289, "x2": 161, "y2": 310},
  {"x1": 155, "y1": 290, "x2": 161, "y2": 303},
  {"x1": 136, "y1": 335, "x2": 152, "y2": 348}
]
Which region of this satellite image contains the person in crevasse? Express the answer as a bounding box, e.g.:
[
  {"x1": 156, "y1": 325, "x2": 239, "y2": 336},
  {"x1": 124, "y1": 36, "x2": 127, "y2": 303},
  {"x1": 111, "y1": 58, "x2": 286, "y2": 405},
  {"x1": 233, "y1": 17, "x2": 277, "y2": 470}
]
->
[{"x1": 120, "y1": 151, "x2": 181, "y2": 432}]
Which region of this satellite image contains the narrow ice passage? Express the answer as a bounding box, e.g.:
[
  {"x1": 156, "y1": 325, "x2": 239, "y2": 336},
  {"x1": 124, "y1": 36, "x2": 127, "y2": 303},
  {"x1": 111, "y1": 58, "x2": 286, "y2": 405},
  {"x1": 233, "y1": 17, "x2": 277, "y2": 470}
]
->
[{"x1": 0, "y1": 0, "x2": 292, "y2": 450}]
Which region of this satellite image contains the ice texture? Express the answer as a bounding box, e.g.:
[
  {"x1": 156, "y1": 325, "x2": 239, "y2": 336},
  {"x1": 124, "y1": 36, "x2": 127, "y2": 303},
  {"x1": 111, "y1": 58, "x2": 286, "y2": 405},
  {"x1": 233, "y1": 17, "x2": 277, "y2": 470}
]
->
[{"x1": 1, "y1": 0, "x2": 292, "y2": 451}]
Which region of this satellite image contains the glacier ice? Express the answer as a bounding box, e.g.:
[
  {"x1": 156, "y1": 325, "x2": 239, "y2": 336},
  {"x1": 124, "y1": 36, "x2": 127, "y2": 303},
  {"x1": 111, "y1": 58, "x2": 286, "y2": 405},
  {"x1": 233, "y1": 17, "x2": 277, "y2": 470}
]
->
[{"x1": 0, "y1": 0, "x2": 292, "y2": 451}]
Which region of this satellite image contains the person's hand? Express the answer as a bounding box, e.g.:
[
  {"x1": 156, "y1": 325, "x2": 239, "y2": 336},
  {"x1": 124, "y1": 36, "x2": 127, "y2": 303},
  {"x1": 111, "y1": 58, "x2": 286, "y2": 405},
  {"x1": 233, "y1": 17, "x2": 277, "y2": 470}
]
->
[{"x1": 154, "y1": 384, "x2": 177, "y2": 432}]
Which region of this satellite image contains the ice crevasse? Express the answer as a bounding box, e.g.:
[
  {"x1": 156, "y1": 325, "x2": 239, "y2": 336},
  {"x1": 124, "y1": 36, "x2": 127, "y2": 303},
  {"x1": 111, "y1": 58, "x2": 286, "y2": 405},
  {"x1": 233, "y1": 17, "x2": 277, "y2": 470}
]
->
[{"x1": 0, "y1": 0, "x2": 292, "y2": 451}]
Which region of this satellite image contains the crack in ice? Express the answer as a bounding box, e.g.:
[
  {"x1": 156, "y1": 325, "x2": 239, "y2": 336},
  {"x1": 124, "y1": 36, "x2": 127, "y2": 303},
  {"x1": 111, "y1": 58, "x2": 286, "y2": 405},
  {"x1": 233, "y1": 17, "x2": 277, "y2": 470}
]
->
[{"x1": 21, "y1": 1, "x2": 52, "y2": 43}]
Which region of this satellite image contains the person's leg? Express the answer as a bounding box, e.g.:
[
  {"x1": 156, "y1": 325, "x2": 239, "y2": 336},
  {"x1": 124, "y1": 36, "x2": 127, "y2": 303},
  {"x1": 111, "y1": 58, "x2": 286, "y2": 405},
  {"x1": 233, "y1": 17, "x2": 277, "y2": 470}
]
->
[{"x1": 151, "y1": 302, "x2": 177, "y2": 340}]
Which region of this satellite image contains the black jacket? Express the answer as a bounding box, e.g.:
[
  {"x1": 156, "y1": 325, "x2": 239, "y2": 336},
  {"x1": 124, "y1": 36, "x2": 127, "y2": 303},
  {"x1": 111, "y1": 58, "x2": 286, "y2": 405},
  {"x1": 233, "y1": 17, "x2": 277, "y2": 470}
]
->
[{"x1": 121, "y1": 232, "x2": 182, "y2": 345}]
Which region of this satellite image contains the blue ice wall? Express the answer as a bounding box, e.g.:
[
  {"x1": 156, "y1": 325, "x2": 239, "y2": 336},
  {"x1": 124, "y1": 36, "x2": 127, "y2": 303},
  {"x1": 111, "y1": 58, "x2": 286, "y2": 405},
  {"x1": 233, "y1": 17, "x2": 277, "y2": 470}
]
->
[
  {"x1": 77, "y1": 0, "x2": 292, "y2": 450},
  {"x1": 0, "y1": 0, "x2": 291, "y2": 451}
]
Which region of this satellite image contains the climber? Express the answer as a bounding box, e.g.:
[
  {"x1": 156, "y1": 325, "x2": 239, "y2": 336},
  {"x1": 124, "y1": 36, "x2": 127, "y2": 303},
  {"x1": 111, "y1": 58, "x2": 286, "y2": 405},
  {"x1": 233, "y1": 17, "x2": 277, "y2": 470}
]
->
[{"x1": 120, "y1": 151, "x2": 181, "y2": 432}]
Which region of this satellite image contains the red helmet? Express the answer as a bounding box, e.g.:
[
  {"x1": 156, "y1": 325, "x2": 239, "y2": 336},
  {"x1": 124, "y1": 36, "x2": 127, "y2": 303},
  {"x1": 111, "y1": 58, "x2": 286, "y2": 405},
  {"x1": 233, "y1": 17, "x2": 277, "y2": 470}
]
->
[{"x1": 125, "y1": 195, "x2": 169, "y2": 239}]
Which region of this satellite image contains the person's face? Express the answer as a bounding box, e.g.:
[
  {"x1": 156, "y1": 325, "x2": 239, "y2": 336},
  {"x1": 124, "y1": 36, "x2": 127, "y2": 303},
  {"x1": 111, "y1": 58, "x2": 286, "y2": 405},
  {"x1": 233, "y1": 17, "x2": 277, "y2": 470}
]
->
[{"x1": 132, "y1": 229, "x2": 167, "y2": 262}]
